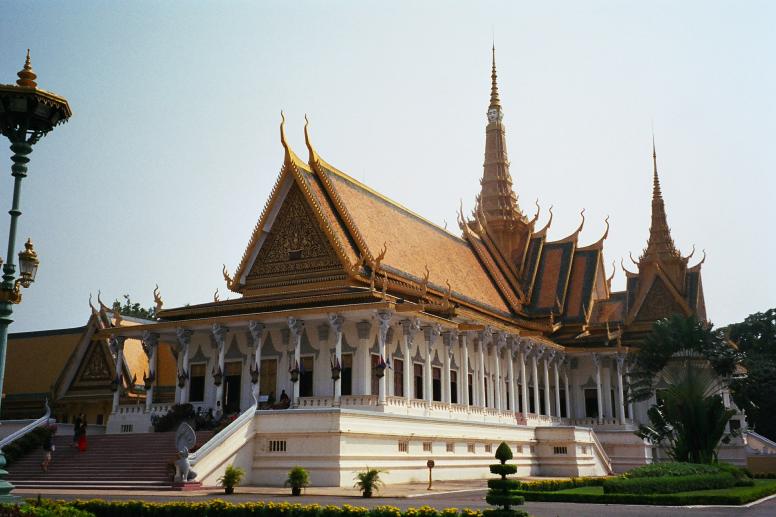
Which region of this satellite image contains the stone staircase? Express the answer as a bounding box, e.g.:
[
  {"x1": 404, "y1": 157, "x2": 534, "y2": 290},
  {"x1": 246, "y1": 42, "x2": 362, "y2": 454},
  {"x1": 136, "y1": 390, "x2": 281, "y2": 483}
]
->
[{"x1": 6, "y1": 431, "x2": 212, "y2": 490}]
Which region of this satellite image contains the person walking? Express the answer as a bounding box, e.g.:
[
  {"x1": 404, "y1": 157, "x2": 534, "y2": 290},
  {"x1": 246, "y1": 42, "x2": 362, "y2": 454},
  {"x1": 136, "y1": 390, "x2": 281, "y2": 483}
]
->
[
  {"x1": 72, "y1": 414, "x2": 82, "y2": 448},
  {"x1": 41, "y1": 426, "x2": 56, "y2": 472},
  {"x1": 76, "y1": 414, "x2": 87, "y2": 452}
]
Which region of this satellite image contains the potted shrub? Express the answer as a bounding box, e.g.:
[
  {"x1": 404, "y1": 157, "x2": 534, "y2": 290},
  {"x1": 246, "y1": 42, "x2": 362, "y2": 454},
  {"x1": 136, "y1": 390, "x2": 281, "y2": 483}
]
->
[
  {"x1": 354, "y1": 467, "x2": 386, "y2": 497},
  {"x1": 285, "y1": 466, "x2": 310, "y2": 496},
  {"x1": 217, "y1": 465, "x2": 245, "y2": 495}
]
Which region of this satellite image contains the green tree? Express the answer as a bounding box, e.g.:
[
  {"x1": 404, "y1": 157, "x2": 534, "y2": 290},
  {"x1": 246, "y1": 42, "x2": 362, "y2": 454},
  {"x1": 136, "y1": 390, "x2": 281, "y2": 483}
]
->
[
  {"x1": 636, "y1": 356, "x2": 737, "y2": 463},
  {"x1": 629, "y1": 314, "x2": 740, "y2": 402},
  {"x1": 726, "y1": 309, "x2": 776, "y2": 441},
  {"x1": 113, "y1": 294, "x2": 156, "y2": 320}
]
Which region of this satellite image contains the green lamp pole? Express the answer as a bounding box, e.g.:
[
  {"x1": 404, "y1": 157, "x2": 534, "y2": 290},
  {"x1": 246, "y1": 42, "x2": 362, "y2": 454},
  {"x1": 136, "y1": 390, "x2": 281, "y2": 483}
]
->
[{"x1": 0, "y1": 50, "x2": 71, "y2": 500}]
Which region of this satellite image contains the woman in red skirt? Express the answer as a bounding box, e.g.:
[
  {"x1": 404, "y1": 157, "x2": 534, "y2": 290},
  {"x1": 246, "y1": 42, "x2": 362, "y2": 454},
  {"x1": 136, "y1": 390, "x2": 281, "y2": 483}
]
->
[{"x1": 76, "y1": 414, "x2": 87, "y2": 452}]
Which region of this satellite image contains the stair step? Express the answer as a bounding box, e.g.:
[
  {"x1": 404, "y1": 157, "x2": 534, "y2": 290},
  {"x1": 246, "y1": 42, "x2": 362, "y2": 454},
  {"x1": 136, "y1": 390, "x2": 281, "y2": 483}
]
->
[{"x1": 7, "y1": 431, "x2": 213, "y2": 489}]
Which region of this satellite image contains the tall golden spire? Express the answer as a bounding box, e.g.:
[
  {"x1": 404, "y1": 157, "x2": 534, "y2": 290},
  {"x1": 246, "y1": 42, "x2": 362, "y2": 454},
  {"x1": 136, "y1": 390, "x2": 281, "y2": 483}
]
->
[
  {"x1": 16, "y1": 49, "x2": 37, "y2": 89},
  {"x1": 641, "y1": 136, "x2": 680, "y2": 262},
  {"x1": 475, "y1": 47, "x2": 531, "y2": 268},
  {"x1": 489, "y1": 45, "x2": 501, "y2": 111}
]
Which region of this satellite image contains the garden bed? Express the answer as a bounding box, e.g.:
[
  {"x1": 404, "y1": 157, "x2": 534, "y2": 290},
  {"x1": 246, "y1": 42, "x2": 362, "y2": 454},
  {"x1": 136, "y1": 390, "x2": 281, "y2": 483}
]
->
[{"x1": 514, "y1": 479, "x2": 776, "y2": 505}]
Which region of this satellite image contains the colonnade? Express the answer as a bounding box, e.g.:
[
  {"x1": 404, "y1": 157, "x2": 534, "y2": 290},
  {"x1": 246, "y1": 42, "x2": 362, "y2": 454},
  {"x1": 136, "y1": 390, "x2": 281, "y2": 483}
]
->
[{"x1": 109, "y1": 310, "x2": 632, "y2": 427}]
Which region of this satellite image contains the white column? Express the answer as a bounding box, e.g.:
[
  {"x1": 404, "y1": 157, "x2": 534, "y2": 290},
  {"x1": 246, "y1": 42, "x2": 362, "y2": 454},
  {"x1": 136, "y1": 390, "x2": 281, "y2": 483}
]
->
[
  {"x1": 592, "y1": 352, "x2": 603, "y2": 423},
  {"x1": 212, "y1": 324, "x2": 228, "y2": 416},
  {"x1": 400, "y1": 319, "x2": 416, "y2": 400},
  {"x1": 111, "y1": 336, "x2": 126, "y2": 413},
  {"x1": 543, "y1": 350, "x2": 552, "y2": 416},
  {"x1": 328, "y1": 315, "x2": 344, "y2": 401},
  {"x1": 355, "y1": 321, "x2": 371, "y2": 395},
  {"x1": 249, "y1": 321, "x2": 265, "y2": 404},
  {"x1": 520, "y1": 340, "x2": 529, "y2": 418},
  {"x1": 426, "y1": 325, "x2": 441, "y2": 402},
  {"x1": 531, "y1": 347, "x2": 540, "y2": 414},
  {"x1": 461, "y1": 332, "x2": 470, "y2": 406},
  {"x1": 494, "y1": 334, "x2": 504, "y2": 410},
  {"x1": 288, "y1": 318, "x2": 304, "y2": 404},
  {"x1": 176, "y1": 328, "x2": 192, "y2": 404},
  {"x1": 376, "y1": 310, "x2": 392, "y2": 405},
  {"x1": 554, "y1": 354, "x2": 562, "y2": 418},
  {"x1": 564, "y1": 366, "x2": 571, "y2": 419},
  {"x1": 142, "y1": 331, "x2": 159, "y2": 412},
  {"x1": 478, "y1": 337, "x2": 486, "y2": 406},
  {"x1": 616, "y1": 353, "x2": 626, "y2": 425},
  {"x1": 442, "y1": 332, "x2": 453, "y2": 404},
  {"x1": 507, "y1": 339, "x2": 516, "y2": 412},
  {"x1": 480, "y1": 329, "x2": 491, "y2": 407}
]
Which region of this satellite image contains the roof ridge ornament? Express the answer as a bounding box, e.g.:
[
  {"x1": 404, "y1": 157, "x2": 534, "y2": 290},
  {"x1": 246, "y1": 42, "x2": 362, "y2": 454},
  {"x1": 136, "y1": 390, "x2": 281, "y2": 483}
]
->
[
  {"x1": 16, "y1": 49, "x2": 37, "y2": 88},
  {"x1": 607, "y1": 260, "x2": 616, "y2": 288},
  {"x1": 303, "y1": 113, "x2": 319, "y2": 165},
  {"x1": 153, "y1": 284, "x2": 163, "y2": 313}
]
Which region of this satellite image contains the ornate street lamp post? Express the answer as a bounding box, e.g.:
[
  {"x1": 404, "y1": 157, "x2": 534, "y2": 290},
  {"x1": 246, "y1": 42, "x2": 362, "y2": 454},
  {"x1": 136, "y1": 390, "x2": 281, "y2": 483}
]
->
[{"x1": 0, "y1": 50, "x2": 71, "y2": 500}]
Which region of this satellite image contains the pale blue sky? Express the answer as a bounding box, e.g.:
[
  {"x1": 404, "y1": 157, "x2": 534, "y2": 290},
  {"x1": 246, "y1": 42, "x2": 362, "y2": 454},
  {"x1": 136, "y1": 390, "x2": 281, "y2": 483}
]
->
[{"x1": 0, "y1": 1, "x2": 773, "y2": 331}]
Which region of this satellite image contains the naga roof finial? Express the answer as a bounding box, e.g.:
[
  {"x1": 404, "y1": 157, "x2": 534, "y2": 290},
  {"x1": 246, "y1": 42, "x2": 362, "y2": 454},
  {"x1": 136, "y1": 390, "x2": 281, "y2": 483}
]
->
[
  {"x1": 607, "y1": 260, "x2": 616, "y2": 287},
  {"x1": 16, "y1": 49, "x2": 37, "y2": 88},
  {"x1": 88, "y1": 293, "x2": 97, "y2": 315},
  {"x1": 153, "y1": 284, "x2": 163, "y2": 313},
  {"x1": 303, "y1": 113, "x2": 319, "y2": 164}
]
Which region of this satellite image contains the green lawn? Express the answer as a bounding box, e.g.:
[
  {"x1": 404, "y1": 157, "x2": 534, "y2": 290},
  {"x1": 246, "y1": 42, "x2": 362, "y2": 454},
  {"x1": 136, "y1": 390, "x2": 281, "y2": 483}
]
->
[{"x1": 518, "y1": 479, "x2": 776, "y2": 505}]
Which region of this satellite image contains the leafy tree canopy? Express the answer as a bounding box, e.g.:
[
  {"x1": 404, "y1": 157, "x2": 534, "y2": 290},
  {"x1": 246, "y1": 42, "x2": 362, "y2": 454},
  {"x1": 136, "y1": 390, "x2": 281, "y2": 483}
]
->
[
  {"x1": 629, "y1": 314, "x2": 741, "y2": 402},
  {"x1": 724, "y1": 308, "x2": 776, "y2": 441},
  {"x1": 113, "y1": 294, "x2": 156, "y2": 320}
]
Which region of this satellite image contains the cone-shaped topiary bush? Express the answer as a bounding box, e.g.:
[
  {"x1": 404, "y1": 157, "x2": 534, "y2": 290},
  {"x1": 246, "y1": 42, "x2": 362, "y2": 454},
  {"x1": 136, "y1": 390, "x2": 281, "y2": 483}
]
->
[{"x1": 484, "y1": 442, "x2": 528, "y2": 517}]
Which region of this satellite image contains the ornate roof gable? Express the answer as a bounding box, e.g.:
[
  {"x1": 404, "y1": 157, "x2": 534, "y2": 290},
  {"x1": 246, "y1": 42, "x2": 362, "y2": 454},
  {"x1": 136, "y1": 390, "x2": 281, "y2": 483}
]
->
[{"x1": 232, "y1": 114, "x2": 359, "y2": 294}]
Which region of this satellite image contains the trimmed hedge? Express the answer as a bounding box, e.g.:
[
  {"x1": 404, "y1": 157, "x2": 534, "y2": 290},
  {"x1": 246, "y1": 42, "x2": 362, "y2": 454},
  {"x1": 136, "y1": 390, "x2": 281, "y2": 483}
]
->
[
  {"x1": 604, "y1": 473, "x2": 738, "y2": 494},
  {"x1": 624, "y1": 462, "x2": 721, "y2": 478},
  {"x1": 515, "y1": 477, "x2": 605, "y2": 492},
  {"x1": 49, "y1": 502, "x2": 483, "y2": 517},
  {"x1": 486, "y1": 479, "x2": 521, "y2": 491},
  {"x1": 515, "y1": 479, "x2": 776, "y2": 505},
  {"x1": 0, "y1": 503, "x2": 93, "y2": 517}
]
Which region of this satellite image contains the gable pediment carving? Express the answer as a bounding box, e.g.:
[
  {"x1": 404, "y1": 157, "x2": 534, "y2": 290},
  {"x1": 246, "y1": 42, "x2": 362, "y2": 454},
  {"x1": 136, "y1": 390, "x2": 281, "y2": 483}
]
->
[
  {"x1": 635, "y1": 276, "x2": 687, "y2": 322},
  {"x1": 246, "y1": 182, "x2": 342, "y2": 285}
]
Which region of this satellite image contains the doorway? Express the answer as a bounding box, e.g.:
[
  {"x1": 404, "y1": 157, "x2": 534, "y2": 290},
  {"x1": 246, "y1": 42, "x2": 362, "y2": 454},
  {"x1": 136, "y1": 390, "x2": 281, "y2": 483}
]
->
[{"x1": 223, "y1": 361, "x2": 242, "y2": 414}]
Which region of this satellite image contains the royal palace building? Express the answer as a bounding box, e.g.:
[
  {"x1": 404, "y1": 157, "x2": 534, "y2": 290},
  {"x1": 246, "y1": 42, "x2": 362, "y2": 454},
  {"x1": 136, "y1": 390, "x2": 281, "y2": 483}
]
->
[{"x1": 5, "y1": 52, "x2": 745, "y2": 486}]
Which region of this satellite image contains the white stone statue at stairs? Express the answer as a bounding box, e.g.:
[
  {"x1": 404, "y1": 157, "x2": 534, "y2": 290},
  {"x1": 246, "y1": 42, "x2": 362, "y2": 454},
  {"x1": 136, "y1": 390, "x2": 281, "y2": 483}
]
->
[{"x1": 174, "y1": 423, "x2": 197, "y2": 483}]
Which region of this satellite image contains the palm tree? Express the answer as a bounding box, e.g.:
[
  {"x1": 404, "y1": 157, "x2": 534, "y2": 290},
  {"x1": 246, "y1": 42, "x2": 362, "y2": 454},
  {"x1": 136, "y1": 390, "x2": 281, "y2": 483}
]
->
[{"x1": 637, "y1": 354, "x2": 737, "y2": 463}]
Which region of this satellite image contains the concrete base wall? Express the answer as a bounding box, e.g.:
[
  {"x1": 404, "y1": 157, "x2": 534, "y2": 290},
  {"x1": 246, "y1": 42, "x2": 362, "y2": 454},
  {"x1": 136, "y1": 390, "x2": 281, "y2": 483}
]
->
[{"x1": 248, "y1": 409, "x2": 611, "y2": 486}]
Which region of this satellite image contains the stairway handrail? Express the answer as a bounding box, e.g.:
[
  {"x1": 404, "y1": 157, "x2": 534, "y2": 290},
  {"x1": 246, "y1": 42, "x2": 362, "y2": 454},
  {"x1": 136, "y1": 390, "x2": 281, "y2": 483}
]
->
[
  {"x1": 0, "y1": 400, "x2": 51, "y2": 450},
  {"x1": 746, "y1": 430, "x2": 776, "y2": 450},
  {"x1": 590, "y1": 429, "x2": 613, "y2": 474},
  {"x1": 189, "y1": 403, "x2": 256, "y2": 465}
]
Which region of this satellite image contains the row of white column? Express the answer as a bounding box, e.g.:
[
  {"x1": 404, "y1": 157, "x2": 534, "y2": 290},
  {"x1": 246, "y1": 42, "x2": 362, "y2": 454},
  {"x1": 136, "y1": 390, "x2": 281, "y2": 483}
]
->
[
  {"x1": 591, "y1": 352, "x2": 630, "y2": 425},
  {"x1": 121, "y1": 316, "x2": 629, "y2": 427}
]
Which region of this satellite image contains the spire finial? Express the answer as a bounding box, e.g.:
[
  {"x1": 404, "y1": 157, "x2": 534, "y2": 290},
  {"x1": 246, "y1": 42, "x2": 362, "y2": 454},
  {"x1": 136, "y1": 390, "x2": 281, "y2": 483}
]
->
[
  {"x1": 489, "y1": 45, "x2": 501, "y2": 112},
  {"x1": 641, "y1": 134, "x2": 680, "y2": 262},
  {"x1": 652, "y1": 132, "x2": 661, "y2": 199},
  {"x1": 16, "y1": 48, "x2": 37, "y2": 88}
]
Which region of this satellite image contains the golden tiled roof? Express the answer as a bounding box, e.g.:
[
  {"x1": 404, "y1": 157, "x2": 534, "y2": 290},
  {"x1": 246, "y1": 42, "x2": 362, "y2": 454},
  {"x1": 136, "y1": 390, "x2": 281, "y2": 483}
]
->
[{"x1": 318, "y1": 164, "x2": 512, "y2": 314}]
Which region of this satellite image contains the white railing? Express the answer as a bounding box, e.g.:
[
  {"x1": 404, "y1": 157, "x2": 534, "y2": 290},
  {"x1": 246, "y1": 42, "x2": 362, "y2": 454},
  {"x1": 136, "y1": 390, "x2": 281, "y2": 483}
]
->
[
  {"x1": 114, "y1": 402, "x2": 172, "y2": 415},
  {"x1": 589, "y1": 429, "x2": 614, "y2": 474},
  {"x1": 298, "y1": 396, "x2": 334, "y2": 408},
  {"x1": 746, "y1": 431, "x2": 776, "y2": 455},
  {"x1": 189, "y1": 403, "x2": 257, "y2": 464},
  {"x1": 0, "y1": 401, "x2": 50, "y2": 450}
]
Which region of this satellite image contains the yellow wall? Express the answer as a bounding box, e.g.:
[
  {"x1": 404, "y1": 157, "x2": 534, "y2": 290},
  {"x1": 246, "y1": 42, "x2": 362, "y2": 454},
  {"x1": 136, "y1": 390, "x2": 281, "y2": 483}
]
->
[{"x1": 5, "y1": 328, "x2": 83, "y2": 395}]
